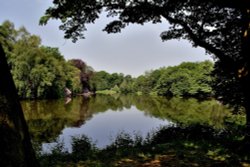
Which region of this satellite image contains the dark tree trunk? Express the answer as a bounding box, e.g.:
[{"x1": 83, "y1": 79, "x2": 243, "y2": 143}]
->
[
  {"x1": 241, "y1": 64, "x2": 250, "y2": 145},
  {"x1": 0, "y1": 45, "x2": 39, "y2": 166},
  {"x1": 241, "y1": 72, "x2": 250, "y2": 140},
  {"x1": 241, "y1": 9, "x2": 250, "y2": 137}
]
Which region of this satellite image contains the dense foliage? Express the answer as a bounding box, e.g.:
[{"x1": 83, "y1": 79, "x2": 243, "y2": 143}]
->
[
  {"x1": 0, "y1": 21, "x2": 82, "y2": 99},
  {"x1": 89, "y1": 71, "x2": 125, "y2": 92},
  {"x1": 90, "y1": 61, "x2": 214, "y2": 98},
  {"x1": 155, "y1": 61, "x2": 213, "y2": 97}
]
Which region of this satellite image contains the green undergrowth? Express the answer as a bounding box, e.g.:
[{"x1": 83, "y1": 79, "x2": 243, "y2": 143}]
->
[{"x1": 37, "y1": 124, "x2": 250, "y2": 167}]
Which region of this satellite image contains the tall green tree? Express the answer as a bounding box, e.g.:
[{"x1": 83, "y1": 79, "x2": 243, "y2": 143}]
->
[
  {"x1": 119, "y1": 75, "x2": 134, "y2": 94},
  {"x1": 155, "y1": 61, "x2": 213, "y2": 97},
  {"x1": 89, "y1": 71, "x2": 124, "y2": 91},
  {"x1": 40, "y1": 0, "x2": 250, "y2": 129},
  {"x1": 0, "y1": 21, "x2": 83, "y2": 99},
  {"x1": 11, "y1": 41, "x2": 69, "y2": 99},
  {"x1": 134, "y1": 69, "x2": 164, "y2": 94},
  {"x1": 0, "y1": 20, "x2": 16, "y2": 60}
]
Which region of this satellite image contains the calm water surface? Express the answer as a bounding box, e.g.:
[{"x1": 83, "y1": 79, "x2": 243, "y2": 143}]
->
[{"x1": 22, "y1": 95, "x2": 231, "y2": 152}]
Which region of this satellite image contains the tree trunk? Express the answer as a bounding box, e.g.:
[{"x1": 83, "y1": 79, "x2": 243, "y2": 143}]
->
[
  {"x1": 241, "y1": 71, "x2": 250, "y2": 145},
  {"x1": 0, "y1": 45, "x2": 39, "y2": 166},
  {"x1": 241, "y1": 72, "x2": 250, "y2": 137},
  {"x1": 241, "y1": 9, "x2": 250, "y2": 137}
]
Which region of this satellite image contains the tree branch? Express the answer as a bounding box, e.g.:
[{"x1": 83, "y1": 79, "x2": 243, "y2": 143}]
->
[{"x1": 161, "y1": 12, "x2": 236, "y2": 70}]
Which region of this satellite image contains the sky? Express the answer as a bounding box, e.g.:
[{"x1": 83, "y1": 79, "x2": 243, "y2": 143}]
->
[{"x1": 0, "y1": 0, "x2": 213, "y2": 77}]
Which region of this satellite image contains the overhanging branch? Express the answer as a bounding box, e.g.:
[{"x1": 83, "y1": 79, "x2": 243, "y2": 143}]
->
[{"x1": 161, "y1": 12, "x2": 236, "y2": 70}]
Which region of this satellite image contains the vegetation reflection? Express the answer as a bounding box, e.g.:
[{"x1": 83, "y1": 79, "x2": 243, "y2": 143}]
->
[{"x1": 22, "y1": 95, "x2": 235, "y2": 145}]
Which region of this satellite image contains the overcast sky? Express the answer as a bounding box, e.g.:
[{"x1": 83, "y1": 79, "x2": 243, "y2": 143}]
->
[{"x1": 0, "y1": 0, "x2": 213, "y2": 77}]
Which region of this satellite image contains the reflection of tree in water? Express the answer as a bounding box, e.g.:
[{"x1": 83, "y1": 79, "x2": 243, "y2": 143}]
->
[
  {"x1": 108, "y1": 95, "x2": 232, "y2": 129},
  {"x1": 80, "y1": 95, "x2": 232, "y2": 129},
  {"x1": 133, "y1": 96, "x2": 232, "y2": 129},
  {"x1": 74, "y1": 97, "x2": 90, "y2": 127},
  {"x1": 23, "y1": 99, "x2": 77, "y2": 143},
  {"x1": 22, "y1": 94, "x2": 232, "y2": 146},
  {"x1": 23, "y1": 95, "x2": 126, "y2": 144},
  {"x1": 88, "y1": 94, "x2": 124, "y2": 112}
]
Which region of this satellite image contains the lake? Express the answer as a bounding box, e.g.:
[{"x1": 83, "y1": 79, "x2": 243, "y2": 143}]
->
[{"x1": 21, "y1": 94, "x2": 231, "y2": 153}]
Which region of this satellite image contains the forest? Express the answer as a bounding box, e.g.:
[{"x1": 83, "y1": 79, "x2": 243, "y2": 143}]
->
[{"x1": 0, "y1": 20, "x2": 214, "y2": 100}]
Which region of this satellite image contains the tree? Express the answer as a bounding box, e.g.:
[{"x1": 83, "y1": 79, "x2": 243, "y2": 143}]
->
[
  {"x1": 133, "y1": 69, "x2": 164, "y2": 94},
  {"x1": 155, "y1": 61, "x2": 213, "y2": 97},
  {"x1": 0, "y1": 44, "x2": 39, "y2": 166},
  {"x1": 11, "y1": 39, "x2": 72, "y2": 99},
  {"x1": 40, "y1": 1, "x2": 250, "y2": 128},
  {"x1": 68, "y1": 59, "x2": 92, "y2": 93},
  {"x1": 119, "y1": 75, "x2": 134, "y2": 94},
  {"x1": 88, "y1": 71, "x2": 124, "y2": 91},
  {"x1": 0, "y1": 20, "x2": 16, "y2": 60},
  {"x1": 0, "y1": 21, "x2": 83, "y2": 99},
  {"x1": 109, "y1": 73, "x2": 124, "y2": 88}
]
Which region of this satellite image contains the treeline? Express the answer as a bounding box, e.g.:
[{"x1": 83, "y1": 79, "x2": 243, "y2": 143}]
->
[
  {"x1": 1, "y1": 20, "x2": 214, "y2": 99},
  {"x1": 89, "y1": 61, "x2": 214, "y2": 98}
]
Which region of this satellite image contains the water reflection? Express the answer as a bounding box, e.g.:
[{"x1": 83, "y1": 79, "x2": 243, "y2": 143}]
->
[
  {"x1": 43, "y1": 107, "x2": 169, "y2": 152},
  {"x1": 21, "y1": 95, "x2": 231, "y2": 152}
]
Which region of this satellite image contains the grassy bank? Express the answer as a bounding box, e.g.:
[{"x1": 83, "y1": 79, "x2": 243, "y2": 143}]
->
[
  {"x1": 95, "y1": 90, "x2": 118, "y2": 95},
  {"x1": 37, "y1": 124, "x2": 250, "y2": 167}
]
